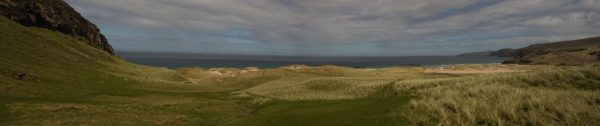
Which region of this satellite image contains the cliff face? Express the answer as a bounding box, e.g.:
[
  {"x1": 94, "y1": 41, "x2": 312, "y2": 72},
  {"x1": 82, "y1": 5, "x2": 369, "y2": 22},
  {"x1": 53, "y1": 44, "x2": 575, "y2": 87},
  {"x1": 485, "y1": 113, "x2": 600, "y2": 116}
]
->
[{"x1": 0, "y1": 0, "x2": 113, "y2": 54}]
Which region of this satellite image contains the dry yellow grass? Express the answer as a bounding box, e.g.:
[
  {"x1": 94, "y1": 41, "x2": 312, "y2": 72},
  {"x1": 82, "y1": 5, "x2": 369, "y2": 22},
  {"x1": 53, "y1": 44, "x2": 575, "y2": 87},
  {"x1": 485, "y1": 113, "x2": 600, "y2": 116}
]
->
[
  {"x1": 402, "y1": 85, "x2": 599, "y2": 125},
  {"x1": 422, "y1": 64, "x2": 555, "y2": 74},
  {"x1": 393, "y1": 64, "x2": 600, "y2": 125},
  {"x1": 234, "y1": 64, "x2": 539, "y2": 101},
  {"x1": 246, "y1": 77, "x2": 397, "y2": 100},
  {"x1": 8, "y1": 103, "x2": 191, "y2": 126}
]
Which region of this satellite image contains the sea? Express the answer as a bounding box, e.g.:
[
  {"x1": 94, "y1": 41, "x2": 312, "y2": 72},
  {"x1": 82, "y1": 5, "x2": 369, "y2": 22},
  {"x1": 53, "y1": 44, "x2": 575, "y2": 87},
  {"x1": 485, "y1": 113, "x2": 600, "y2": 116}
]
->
[{"x1": 117, "y1": 51, "x2": 510, "y2": 69}]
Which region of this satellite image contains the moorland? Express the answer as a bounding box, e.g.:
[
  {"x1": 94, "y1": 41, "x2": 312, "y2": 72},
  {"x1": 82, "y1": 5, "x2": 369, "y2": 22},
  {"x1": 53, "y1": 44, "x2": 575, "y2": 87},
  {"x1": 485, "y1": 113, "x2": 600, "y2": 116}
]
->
[{"x1": 1, "y1": 0, "x2": 599, "y2": 125}]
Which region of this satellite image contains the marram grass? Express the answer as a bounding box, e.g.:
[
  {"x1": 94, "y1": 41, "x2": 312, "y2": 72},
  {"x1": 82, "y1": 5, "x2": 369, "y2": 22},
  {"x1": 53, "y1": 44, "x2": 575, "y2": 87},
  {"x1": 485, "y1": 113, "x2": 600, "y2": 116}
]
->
[{"x1": 394, "y1": 64, "x2": 600, "y2": 125}]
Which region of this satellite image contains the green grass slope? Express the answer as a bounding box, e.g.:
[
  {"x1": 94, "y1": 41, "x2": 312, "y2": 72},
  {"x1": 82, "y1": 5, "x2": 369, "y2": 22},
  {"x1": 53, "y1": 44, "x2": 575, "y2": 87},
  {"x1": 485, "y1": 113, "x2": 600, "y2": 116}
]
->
[
  {"x1": 2, "y1": 14, "x2": 599, "y2": 126},
  {"x1": 0, "y1": 16, "x2": 251, "y2": 125},
  {"x1": 0, "y1": 15, "x2": 417, "y2": 126},
  {"x1": 0, "y1": 15, "x2": 126, "y2": 98},
  {"x1": 228, "y1": 94, "x2": 411, "y2": 126}
]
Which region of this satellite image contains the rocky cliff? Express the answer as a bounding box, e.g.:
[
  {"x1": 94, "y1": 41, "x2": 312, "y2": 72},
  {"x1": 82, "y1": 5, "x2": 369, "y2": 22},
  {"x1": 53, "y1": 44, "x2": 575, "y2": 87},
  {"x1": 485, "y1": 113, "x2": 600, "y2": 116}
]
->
[{"x1": 0, "y1": 0, "x2": 113, "y2": 54}]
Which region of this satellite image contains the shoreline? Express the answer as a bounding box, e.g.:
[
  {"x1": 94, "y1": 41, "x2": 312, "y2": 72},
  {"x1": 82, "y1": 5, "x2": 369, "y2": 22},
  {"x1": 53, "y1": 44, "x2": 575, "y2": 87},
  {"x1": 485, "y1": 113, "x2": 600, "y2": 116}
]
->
[{"x1": 143, "y1": 62, "x2": 511, "y2": 71}]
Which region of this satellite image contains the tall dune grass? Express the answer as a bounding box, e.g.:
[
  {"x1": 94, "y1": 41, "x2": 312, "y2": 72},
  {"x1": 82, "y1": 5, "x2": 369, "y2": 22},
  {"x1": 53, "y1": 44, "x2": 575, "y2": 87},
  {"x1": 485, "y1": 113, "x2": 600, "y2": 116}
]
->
[
  {"x1": 394, "y1": 64, "x2": 600, "y2": 125},
  {"x1": 246, "y1": 77, "x2": 397, "y2": 100}
]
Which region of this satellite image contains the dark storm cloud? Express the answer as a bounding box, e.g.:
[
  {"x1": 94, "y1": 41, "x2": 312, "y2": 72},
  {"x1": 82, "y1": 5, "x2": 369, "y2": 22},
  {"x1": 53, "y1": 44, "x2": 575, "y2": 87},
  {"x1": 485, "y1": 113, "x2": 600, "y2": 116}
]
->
[{"x1": 65, "y1": 0, "x2": 600, "y2": 56}]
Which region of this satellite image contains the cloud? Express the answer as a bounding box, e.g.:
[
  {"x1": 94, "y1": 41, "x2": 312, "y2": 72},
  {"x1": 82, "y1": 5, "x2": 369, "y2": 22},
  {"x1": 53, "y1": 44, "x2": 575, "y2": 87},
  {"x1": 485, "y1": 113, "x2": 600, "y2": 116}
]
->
[{"x1": 65, "y1": 0, "x2": 600, "y2": 56}]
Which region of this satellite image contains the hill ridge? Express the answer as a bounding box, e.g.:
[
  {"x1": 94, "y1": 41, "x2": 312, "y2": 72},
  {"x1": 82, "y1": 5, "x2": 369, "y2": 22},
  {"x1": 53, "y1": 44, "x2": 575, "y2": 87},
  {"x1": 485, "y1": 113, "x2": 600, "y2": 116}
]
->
[{"x1": 461, "y1": 36, "x2": 600, "y2": 65}]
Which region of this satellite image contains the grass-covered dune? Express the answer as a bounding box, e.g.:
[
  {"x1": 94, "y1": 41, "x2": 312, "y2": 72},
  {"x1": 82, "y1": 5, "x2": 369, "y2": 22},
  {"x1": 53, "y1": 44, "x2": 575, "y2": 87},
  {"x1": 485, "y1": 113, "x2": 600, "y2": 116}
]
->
[
  {"x1": 394, "y1": 64, "x2": 600, "y2": 125},
  {"x1": 1, "y1": 14, "x2": 600, "y2": 126}
]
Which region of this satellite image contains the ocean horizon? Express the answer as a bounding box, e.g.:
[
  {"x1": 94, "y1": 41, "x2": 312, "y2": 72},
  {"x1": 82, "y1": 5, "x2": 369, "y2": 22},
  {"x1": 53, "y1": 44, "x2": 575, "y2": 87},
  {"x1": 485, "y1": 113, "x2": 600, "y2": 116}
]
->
[{"x1": 117, "y1": 51, "x2": 510, "y2": 69}]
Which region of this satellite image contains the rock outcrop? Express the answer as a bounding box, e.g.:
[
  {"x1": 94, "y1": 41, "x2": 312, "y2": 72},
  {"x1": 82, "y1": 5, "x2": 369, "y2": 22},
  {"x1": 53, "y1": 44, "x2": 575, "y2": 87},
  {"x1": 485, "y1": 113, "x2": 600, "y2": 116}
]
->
[{"x1": 0, "y1": 0, "x2": 113, "y2": 54}]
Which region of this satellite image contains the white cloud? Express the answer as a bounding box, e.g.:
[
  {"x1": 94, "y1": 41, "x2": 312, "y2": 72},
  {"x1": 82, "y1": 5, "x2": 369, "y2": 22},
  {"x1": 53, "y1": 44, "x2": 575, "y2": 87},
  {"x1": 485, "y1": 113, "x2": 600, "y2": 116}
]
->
[{"x1": 65, "y1": 0, "x2": 600, "y2": 55}]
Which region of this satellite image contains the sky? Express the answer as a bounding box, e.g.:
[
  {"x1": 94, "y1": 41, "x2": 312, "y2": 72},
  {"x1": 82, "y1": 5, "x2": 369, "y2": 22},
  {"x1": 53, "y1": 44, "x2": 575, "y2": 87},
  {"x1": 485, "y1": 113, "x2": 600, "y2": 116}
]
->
[{"x1": 65, "y1": 0, "x2": 600, "y2": 56}]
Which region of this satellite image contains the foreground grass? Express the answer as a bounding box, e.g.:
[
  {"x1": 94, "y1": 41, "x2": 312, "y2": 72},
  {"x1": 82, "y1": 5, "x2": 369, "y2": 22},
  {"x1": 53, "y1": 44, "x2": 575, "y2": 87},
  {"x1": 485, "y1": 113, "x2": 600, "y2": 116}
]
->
[
  {"x1": 2, "y1": 91, "x2": 252, "y2": 125},
  {"x1": 229, "y1": 87, "x2": 410, "y2": 126},
  {"x1": 394, "y1": 64, "x2": 600, "y2": 125}
]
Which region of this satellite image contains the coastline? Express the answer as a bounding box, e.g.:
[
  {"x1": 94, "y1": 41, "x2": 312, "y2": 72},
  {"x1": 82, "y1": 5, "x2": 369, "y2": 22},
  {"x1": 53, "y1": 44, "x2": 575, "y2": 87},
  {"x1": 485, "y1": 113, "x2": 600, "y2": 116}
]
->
[{"x1": 118, "y1": 51, "x2": 510, "y2": 69}]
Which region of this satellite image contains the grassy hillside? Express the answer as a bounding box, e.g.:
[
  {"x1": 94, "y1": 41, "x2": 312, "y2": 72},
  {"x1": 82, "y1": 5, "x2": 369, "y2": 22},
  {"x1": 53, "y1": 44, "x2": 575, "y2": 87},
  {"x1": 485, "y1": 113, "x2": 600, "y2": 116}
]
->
[
  {"x1": 1, "y1": 15, "x2": 599, "y2": 126},
  {"x1": 0, "y1": 15, "x2": 124, "y2": 98},
  {"x1": 0, "y1": 15, "x2": 428, "y2": 125},
  {"x1": 462, "y1": 36, "x2": 600, "y2": 65},
  {"x1": 511, "y1": 36, "x2": 600, "y2": 65},
  {"x1": 0, "y1": 16, "x2": 250, "y2": 125},
  {"x1": 522, "y1": 36, "x2": 600, "y2": 52}
]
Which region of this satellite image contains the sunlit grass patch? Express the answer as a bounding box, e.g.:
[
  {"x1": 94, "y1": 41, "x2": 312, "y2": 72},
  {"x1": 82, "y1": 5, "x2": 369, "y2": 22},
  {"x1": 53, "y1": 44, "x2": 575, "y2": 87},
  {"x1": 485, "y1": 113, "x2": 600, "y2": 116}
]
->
[
  {"x1": 401, "y1": 85, "x2": 600, "y2": 125},
  {"x1": 394, "y1": 63, "x2": 600, "y2": 125},
  {"x1": 246, "y1": 77, "x2": 397, "y2": 100}
]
